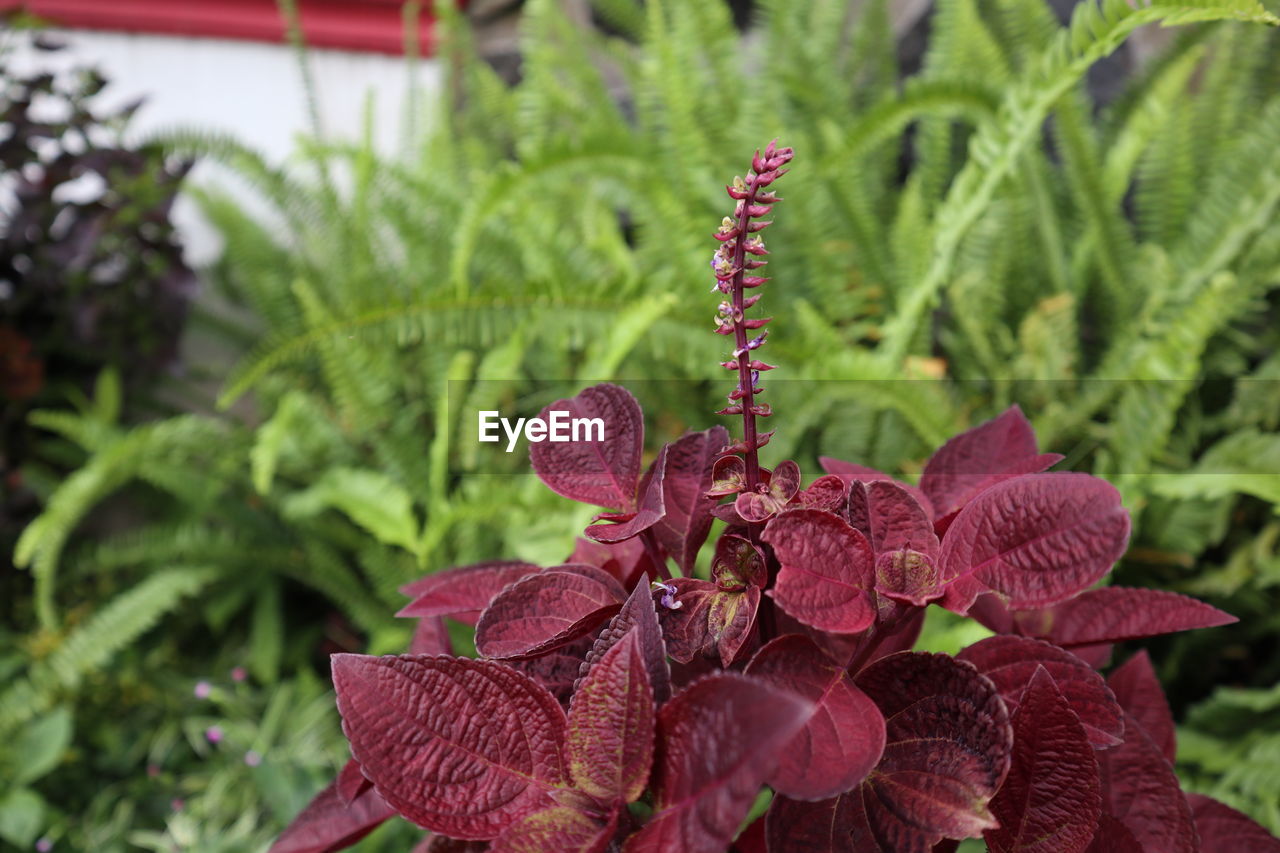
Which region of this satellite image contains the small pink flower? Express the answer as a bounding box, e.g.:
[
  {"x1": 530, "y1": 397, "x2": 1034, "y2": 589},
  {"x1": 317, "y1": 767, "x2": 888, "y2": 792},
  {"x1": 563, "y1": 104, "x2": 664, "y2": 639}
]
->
[
  {"x1": 36, "y1": 839, "x2": 53, "y2": 852},
  {"x1": 230, "y1": 666, "x2": 247, "y2": 683},
  {"x1": 205, "y1": 725, "x2": 223, "y2": 744},
  {"x1": 193, "y1": 680, "x2": 211, "y2": 699},
  {"x1": 244, "y1": 750, "x2": 262, "y2": 767}
]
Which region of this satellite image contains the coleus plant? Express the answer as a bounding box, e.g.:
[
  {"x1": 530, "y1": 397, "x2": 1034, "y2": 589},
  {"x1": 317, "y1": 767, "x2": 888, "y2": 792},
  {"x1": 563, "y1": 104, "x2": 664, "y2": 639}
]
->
[{"x1": 271, "y1": 143, "x2": 1280, "y2": 853}]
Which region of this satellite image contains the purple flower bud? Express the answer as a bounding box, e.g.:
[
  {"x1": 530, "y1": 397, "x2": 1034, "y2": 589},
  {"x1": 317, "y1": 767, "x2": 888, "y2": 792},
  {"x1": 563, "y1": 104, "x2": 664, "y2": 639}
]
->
[
  {"x1": 651, "y1": 580, "x2": 682, "y2": 610},
  {"x1": 36, "y1": 838, "x2": 53, "y2": 852},
  {"x1": 205, "y1": 725, "x2": 223, "y2": 744},
  {"x1": 244, "y1": 750, "x2": 262, "y2": 767},
  {"x1": 193, "y1": 680, "x2": 211, "y2": 699},
  {"x1": 231, "y1": 666, "x2": 247, "y2": 683}
]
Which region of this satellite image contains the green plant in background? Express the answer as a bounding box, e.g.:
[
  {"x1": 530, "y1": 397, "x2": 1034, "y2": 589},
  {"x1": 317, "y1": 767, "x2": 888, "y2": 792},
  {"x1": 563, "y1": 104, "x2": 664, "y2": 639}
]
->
[{"x1": 10, "y1": 0, "x2": 1280, "y2": 844}]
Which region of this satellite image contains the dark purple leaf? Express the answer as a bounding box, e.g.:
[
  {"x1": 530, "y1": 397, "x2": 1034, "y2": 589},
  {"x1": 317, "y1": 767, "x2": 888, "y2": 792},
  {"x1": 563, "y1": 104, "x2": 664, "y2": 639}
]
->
[
  {"x1": 1010, "y1": 587, "x2": 1237, "y2": 648},
  {"x1": 1187, "y1": 794, "x2": 1280, "y2": 853},
  {"x1": 1083, "y1": 814, "x2": 1144, "y2": 853},
  {"x1": 649, "y1": 427, "x2": 727, "y2": 574},
  {"x1": 567, "y1": 632, "x2": 654, "y2": 803},
  {"x1": 763, "y1": 509, "x2": 877, "y2": 634},
  {"x1": 578, "y1": 579, "x2": 672, "y2": 705},
  {"x1": 736, "y1": 459, "x2": 802, "y2": 522},
  {"x1": 488, "y1": 806, "x2": 618, "y2": 853},
  {"x1": 707, "y1": 456, "x2": 748, "y2": 497},
  {"x1": 657, "y1": 577, "x2": 760, "y2": 667},
  {"x1": 819, "y1": 458, "x2": 935, "y2": 520},
  {"x1": 1095, "y1": 711, "x2": 1196, "y2": 853},
  {"x1": 336, "y1": 759, "x2": 372, "y2": 806},
  {"x1": 331, "y1": 655, "x2": 566, "y2": 840},
  {"x1": 586, "y1": 445, "x2": 668, "y2": 543},
  {"x1": 711, "y1": 533, "x2": 767, "y2": 591},
  {"x1": 476, "y1": 565, "x2": 626, "y2": 660},
  {"x1": 398, "y1": 561, "x2": 541, "y2": 624},
  {"x1": 270, "y1": 780, "x2": 395, "y2": 853},
  {"x1": 746, "y1": 635, "x2": 886, "y2": 800},
  {"x1": 1107, "y1": 651, "x2": 1176, "y2": 763},
  {"x1": 984, "y1": 668, "x2": 1101, "y2": 853},
  {"x1": 531, "y1": 383, "x2": 644, "y2": 510},
  {"x1": 409, "y1": 617, "x2": 453, "y2": 656},
  {"x1": 510, "y1": 634, "x2": 596, "y2": 704},
  {"x1": 794, "y1": 474, "x2": 847, "y2": 511},
  {"x1": 848, "y1": 480, "x2": 940, "y2": 558}
]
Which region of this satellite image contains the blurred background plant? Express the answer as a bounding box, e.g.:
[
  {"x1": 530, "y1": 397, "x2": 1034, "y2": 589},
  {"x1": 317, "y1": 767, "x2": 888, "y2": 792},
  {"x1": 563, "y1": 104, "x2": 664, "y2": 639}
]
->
[{"x1": 7, "y1": 0, "x2": 1280, "y2": 846}]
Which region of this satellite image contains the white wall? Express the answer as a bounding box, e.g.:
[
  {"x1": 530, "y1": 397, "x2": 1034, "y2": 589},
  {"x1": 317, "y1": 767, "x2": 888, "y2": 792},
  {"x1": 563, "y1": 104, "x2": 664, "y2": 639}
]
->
[{"x1": 8, "y1": 29, "x2": 442, "y2": 263}]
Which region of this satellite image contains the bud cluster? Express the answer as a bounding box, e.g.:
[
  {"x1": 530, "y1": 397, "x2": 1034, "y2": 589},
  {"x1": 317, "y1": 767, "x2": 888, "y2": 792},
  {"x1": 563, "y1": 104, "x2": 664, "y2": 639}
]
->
[{"x1": 711, "y1": 140, "x2": 793, "y2": 493}]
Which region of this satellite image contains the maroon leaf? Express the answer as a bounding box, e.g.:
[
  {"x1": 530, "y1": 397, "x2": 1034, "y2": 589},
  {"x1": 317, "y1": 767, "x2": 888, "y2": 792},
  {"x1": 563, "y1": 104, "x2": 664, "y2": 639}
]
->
[
  {"x1": 586, "y1": 445, "x2": 668, "y2": 543},
  {"x1": 623, "y1": 673, "x2": 811, "y2": 853},
  {"x1": 476, "y1": 565, "x2": 626, "y2": 660},
  {"x1": 875, "y1": 550, "x2": 944, "y2": 608},
  {"x1": 657, "y1": 577, "x2": 760, "y2": 667},
  {"x1": 409, "y1": 617, "x2": 453, "y2": 656},
  {"x1": 510, "y1": 634, "x2": 596, "y2": 704},
  {"x1": 578, "y1": 579, "x2": 672, "y2": 705},
  {"x1": 1107, "y1": 651, "x2": 1176, "y2": 763},
  {"x1": 919, "y1": 405, "x2": 1062, "y2": 521},
  {"x1": 1187, "y1": 794, "x2": 1280, "y2": 853},
  {"x1": 957, "y1": 636, "x2": 1123, "y2": 748},
  {"x1": 398, "y1": 561, "x2": 540, "y2": 624},
  {"x1": 331, "y1": 654, "x2": 566, "y2": 840},
  {"x1": 851, "y1": 652, "x2": 1013, "y2": 846},
  {"x1": 746, "y1": 635, "x2": 886, "y2": 800},
  {"x1": 567, "y1": 632, "x2": 655, "y2": 804},
  {"x1": 848, "y1": 480, "x2": 940, "y2": 558},
  {"x1": 707, "y1": 455, "x2": 748, "y2": 497},
  {"x1": 336, "y1": 758, "x2": 372, "y2": 806},
  {"x1": 270, "y1": 780, "x2": 395, "y2": 853},
  {"x1": 649, "y1": 427, "x2": 727, "y2": 574},
  {"x1": 711, "y1": 533, "x2": 767, "y2": 591},
  {"x1": 415, "y1": 838, "x2": 489, "y2": 853},
  {"x1": 736, "y1": 459, "x2": 802, "y2": 522},
  {"x1": 984, "y1": 668, "x2": 1101, "y2": 853},
  {"x1": 530, "y1": 383, "x2": 644, "y2": 510},
  {"x1": 1083, "y1": 814, "x2": 1144, "y2": 853},
  {"x1": 568, "y1": 537, "x2": 652, "y2": 588},
  {"x1": 1010, "y1": 587, "x2": 1237, "y2": 648},
  {"x1": 794, "y1": 474, "x2": 847, "y2": 511},
  {"x1": 937, "y1": 473, "x2": 1130, "y2": 614},
  {"x1": 1095, "y1": 711, "x2": 1196, "y2": 853},
  {"x1": 819, "y1": 458, "x2": 936, "y2": 519},
  {"x1": 488, "y1": 806, "x2": 619, "y2": 853},
  {"x1": 734, "y1": 816, "x2": 768, "y2": 853},
  {"x1": 763, "y1": 509, "x2": 877, "y2": 634}
]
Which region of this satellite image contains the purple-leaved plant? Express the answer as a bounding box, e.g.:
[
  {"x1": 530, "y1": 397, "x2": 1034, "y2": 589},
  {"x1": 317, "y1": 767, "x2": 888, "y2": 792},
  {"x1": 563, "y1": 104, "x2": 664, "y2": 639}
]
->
[{"x1": 269, "y1": 144, "x2": 1279, "y2": 853}]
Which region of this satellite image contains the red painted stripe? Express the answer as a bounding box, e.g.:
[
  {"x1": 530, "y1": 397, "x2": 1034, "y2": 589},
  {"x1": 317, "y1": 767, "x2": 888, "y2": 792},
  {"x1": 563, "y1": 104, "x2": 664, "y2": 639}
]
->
[{"x1": 0, "y1": 0, "x2": 445, "y2": 56}]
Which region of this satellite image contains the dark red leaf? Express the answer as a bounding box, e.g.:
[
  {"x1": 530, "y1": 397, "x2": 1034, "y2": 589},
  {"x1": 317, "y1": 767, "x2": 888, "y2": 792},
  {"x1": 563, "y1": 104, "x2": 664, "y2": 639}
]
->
[
  {"x1": 649, "y1": 427, "x2": 727, "y2": 574},
  {"x1": 984, "y1": 668, "x2": 1101, "y2": 853},
  {"x1": 567, "y1": 632, "x2": 655, "y2": 804},
  {"x1": 578, "y1": 579, "x2": 672, "y2": 705},
  {"x1": 624, "y1": 673, "x2": 811, "y2": 853},
  {"x1": 510, "y1": 634, "x2": 596, "y2": 704},
  {"x1": 1107, "y1": 651, "x2": 1176, "y2": 763},
  {"x1": 736, "y1": 459, "x2": 802, "y2": 522},
  {"x1": 397, "y1": 561, "x2": 540, "y2": 624},
  {"x1": 746, "y1": 635, "x2": 886, "y2": 800},
  {"x1": 818, "y1": 458, "x2": 935, "y2": 520},
  {"x1": 488, "y1": 806, "x2": 619, "y2": 853},
  {"x1": 763, "y1": 509, "x2": 877, "y2": 634},
  {"x1": 586, "y1": 445, "x2": 668, "y2": 543},
  {"x1": 734, "y1": 816, "x2": 768, "y2": 853},
  {"x1": 475, "y1": 565, "x2": 626, "y2": 660},
  {"x1": 794, "y1": 474, "x2": 847, "y2": 511},
  {"x1": 409, "y1": 617, "x2": 453, "y2": 656},
  {"x1": 331, "y1": 655, "x2": 566, "y2": 840},
  {"x1": 530, "y1": 383, "x2": 644, "y2": 510},
  {"x1": 1095, "y1": 711, "x2": 1196, "y2": 853},
  {"x1": 851, "y1": 652, "x2": 1013, "y2": 846},
  {"x1": 1083, "y1": 814, "x2": 1144, "y2": 853},
  {"x1": 875, "y1": 550, "x2": 944, "y2": 607},
  {"x1": 957, "y1": 636, "x2": 1123, "y2": 748},
  {"x1": 707, "y1": 456, "x2": 748, "y2": 497},
  {"x1": 657, "y1": 578, "x2": 760, "y2": 667},
  {"x1": 1011, "y1": 587, "x2": 1237, "y2": 648},
  {"x1": 414, "y1": 838, "x2": 489, "y2": 853},
  {"x1": 270, "y1": 781, "x2": 395, "y2": 853},
  {"x1": 848, "y1": 480, "x2": 940, "y2": 559},
  {"x1": 336, "y1": 759, "x2": 372, "y2": 806},
  {"x1": 919, "y1": 405, "x2": 1062, "y2": 520},
  {"x1": 937, "y1": 473, "x2": 1130, "y2": 613},
  {"x1": 712, "y1": 533, "x2": 767, "y2": 591},
  {"x1": 1187, "y1": 794, "x2": 1280, "y2": 853},
  {"x1": 568, "y1": 537, "x2": 652, "y2": 588}
]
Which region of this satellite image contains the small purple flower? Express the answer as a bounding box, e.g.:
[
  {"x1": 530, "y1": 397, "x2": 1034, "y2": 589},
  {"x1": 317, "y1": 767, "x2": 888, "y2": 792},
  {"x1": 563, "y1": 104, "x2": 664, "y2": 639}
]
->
[
  {"x1": 205, "y1": 725, "x2": 223, "y2": 744},
  {"x1": 230, "y1": 666, "x2": 247, "y2": 683},
  {"x1": 651, "y1": 580, "x2": 682, "y2": 610},
  {"x1": 244, "y1": 750, "x2": 262, "y2": 767},
  {"x1": 36, "y1": 838, "x2": 52, "y2": 852},
  {"x1": 193, "y1": 680, "x2": 211, "y2": 699}
]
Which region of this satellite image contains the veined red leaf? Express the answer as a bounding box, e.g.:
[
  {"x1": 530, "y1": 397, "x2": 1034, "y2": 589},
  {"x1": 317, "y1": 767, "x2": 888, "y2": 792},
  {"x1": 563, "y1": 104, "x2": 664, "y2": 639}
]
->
[
  {"x1": 624, "y1": 673, "x2": 810, "y2": 853},
  {"x1": 795, "y1": 474, "x2": 847, "y2": 511},
  {"x1": 531, "y1": 383, "x2": 644, "y2": 510},
  {"x1": 1083, "y1": 814, "x2": 1143, "y2": 853},
  {"x1": 409, "y1": 617, "x2": 452, "y2": 656},
  {"x1": 1187, "y1": 794, "x2": 1280, "y2": 853},
  {"x1": 848, "y1": 480, "x2": 940, "y2": 559},
  {"x1": 919, "y1": 405, "x2": 1062, "y2": 521},
  {"x1": 578, "y1": 579, "x2": 672, "y2": 705},
  {"x1": 1095, "y1": 711, "x2": 1196, "y2": 853},
  {"x1": 746, "y1": 635, "x2": 886, "y2": 800},
  {"x1": 707, "y1": 456, "x2": 748, "y2": 497},
  {"x1": 763, "y1": 509, "x2": 877, "y2": 634},
  {"x1": 657, "y1": 577, "x2": 760, "y2": 667},
  {"x1": 336, "y1": 758, "x2": 372, "y2": 806},
  {"x1": 1011, "y1": 587, "x2": 1236, "y2": 648},
  {"x1": 957, "y1": 636, "x2": 1123, "y2": 748},
  {"x1": 649, "y1": 427, "x2": 727, "y2": 574},
  {"x1": 711, "y1": 533, "x2": 767, "y2": 591},
  {"x1": 397, "y1": 561, "x2": 540, "y2": 624},
  {"x1": 984, "y1": 668, "x2": 1101, "y2": 853},
  {"x1": 852, "y1": 652, "x2": 1013, "y2": 846},
  {"x1": 488, "y1": 806, "x2": 619, "y2": 853},
  {"x1": 938, "y1": 473, "x2": 1130, "y2": 614},
  {"x1": 413, "y1": 838, "x2": 488, "y2": 853},
  {"x1": 476, "y1": 565, "x2": 626, "y2": 660},
  {"x1": 736, "y1": 459, "x2": 801, "y2": 522},
  {"x1": 569, "y1": 537, "x2": 651, "y2": 588},
  {"x1": 1107, "y1": 651, "x2": 1177, "y2": 763},
  {"x1": 510, "y1": 634, "x2": 596, "y2": 704},
  {"x1": 331, "y1": 654, "x2": 566, "y2": 840},
  {"x1": 586, "y1": 445, "x2": 668, "y2": 543},
  {"x1": 270, "y1": 779, "x2": 394, "y2": 853},
  {"x1": 875, "y1": 550, "x2": 944, "y2": 607},
  {"x1": 567, "y1": 632, "x2": 655, "y2": 804},
  {"x1": 818, "y1": 458, "x2": 935, "y2": 520}
]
